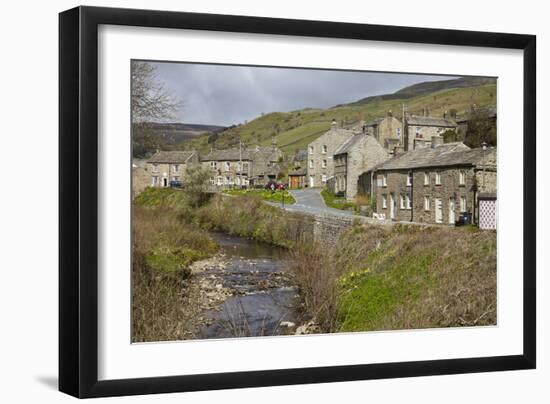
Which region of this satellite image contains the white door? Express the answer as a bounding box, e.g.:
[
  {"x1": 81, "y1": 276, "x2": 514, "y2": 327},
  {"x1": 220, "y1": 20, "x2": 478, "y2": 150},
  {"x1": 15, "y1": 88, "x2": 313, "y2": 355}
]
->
[
  {"x1": 309, "y1": 176, "x2": 314, "y2": 187},
  {"x1": 435, "y1": 198, "x2": 443, "y2": 223},
  {"x1": 449, "y1": 198, "x2": 455, "y2": 224},
  {"x1": 390, "y1": 194, "x2": 395, "y2": 220}
]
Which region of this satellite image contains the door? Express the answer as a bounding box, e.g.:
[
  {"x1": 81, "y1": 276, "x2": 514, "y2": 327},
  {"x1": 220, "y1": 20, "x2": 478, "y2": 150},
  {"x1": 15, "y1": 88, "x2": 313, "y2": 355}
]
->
[
  {"x1": 390, "y1": 193, "x2": 395, "y2": 220},
  {"x1": 163, "y1": 177, "x2": 168, "y2": 187},
  {"x1": 435, "y1": 198, "x2": 443, "y2": 223},
  {"x1": 309, "y1": 176, "x2": 314, "y2": 187},
  {"x1": 449, "y1": 198, "x2": 456, "y2": 224}
]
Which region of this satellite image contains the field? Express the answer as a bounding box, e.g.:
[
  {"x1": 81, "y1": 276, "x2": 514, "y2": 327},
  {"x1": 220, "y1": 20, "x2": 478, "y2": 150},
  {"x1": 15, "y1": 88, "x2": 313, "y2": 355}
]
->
[{"x1": 181, "y1": 83, "x2": 496, "y2": 156}]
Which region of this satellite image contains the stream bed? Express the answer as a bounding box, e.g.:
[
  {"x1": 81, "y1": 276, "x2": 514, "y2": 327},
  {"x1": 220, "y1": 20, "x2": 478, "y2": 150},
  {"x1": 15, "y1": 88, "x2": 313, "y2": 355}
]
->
[{"x1": 198, "y1": 233, "x2": 302, "y2": 339}]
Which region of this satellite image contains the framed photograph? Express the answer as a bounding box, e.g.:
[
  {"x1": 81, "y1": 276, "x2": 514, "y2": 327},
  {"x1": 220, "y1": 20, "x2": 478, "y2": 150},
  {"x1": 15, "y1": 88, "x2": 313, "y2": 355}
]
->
[{"x1": 59, "y1": 6, "x2": 536, "y2": 398}]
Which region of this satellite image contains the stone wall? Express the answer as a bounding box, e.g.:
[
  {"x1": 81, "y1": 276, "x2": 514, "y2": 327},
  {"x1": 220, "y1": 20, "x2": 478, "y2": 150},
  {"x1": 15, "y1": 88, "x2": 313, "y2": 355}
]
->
[
  {"x1": 306, "y1": 127, "x2": 354, "y2": 187},
  {"x1": 345, "y1": 136, "x2": 389, "y2": 199},
  {"x1": 147, "y1": 161, "x2": 191, "y2": 187},
  {"x1": 376, "y1": 167, "x2": 478, "y2": 224},
  {"x1": 376, "y1": 115, "x2": 403, "y2": 149}
]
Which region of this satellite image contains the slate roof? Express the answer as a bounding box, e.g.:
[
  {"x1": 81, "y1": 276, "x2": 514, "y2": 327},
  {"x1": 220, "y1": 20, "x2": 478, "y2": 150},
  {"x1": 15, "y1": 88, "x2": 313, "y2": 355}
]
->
[
  {"x1": 365, "y1": 117, "x2": 384, "y2": 127},
  {"x1": 289, "y1": 167, "x2": 307, "y2": 176},
  {"x1": 147, "y1": 151, "x2": 196, "y2": 164},
  {"x1": 201, "y1": 146, "x2": 280, "y2": 162},
  {"x1": 334, "y1": 133, "x2": 383, "y2": 156},
  {"x1": 201, "y1": 149, "x2": 254, "y2": 161},
  {"x1": 406, "y1": 116, "x2": 457, "y2": 127},
  {"x1": 376, "y1": 143, "x2": 496, "y2": 171}
]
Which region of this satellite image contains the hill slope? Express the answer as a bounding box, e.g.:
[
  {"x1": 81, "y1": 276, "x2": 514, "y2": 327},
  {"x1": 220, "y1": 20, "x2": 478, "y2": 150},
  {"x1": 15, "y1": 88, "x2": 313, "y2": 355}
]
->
[{"x1": 181, "y1": 79, "x2": 496, "y2": 156}]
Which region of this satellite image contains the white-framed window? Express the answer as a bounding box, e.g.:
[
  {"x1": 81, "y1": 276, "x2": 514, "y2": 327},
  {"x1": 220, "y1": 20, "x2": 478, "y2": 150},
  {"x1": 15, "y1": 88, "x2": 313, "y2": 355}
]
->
[
  {"x1": 435, "y1": 172, "x2": 441, "y2": 185},
  {"x1": 396, "y1": 127, "x2": 401, "y2": 137},
  {"x1": 173, "y1": 164, "x2": 180, "y2": 173},
  {"x1": 382, "y1": 174, "x2": 387, "y2": 187},
  {"x1": 237, "y1": 162, "x2": 241, "y2": 172},
  {"x1": 401, "y1": 194, "x2": 411, "y2": 209},
  {"x1": 225, "y1": 162, "x2": 230, "y2": 172},
  {"x1": 309, "y1": 159, "x2": 314, "y2": 169},
  {"x1": 209, "y1": 177, "x2": 215, "y2": 184},
  {"x1": 406, "y1": 171, "x2": 413, "y2": 186},
  {"x1": 243, "y1": 162, "x2": 249, "y2": 171},
  {"x1": 322, "y1": 159, "x2": 327, "y2": 168},
  {"x1": 216, "y1": 176, "x2": 222, "y2": 185},
  {"x1": 460, "y1": 196, "x2": 467, "y2": 212},
  {"x1": 424, "y1": 172, "x2": 429, "y2": 185},
  {"x1": 400, "y1": 195, "x2": 405, "y2": 209},
  {"x1": 152, "y1": 163, "x2": 159, "y2": 173},
  {"x1": 382, "y1": 194, "x2": 387, "y2": 209},
  {"x1": 322, "y1": 145, "x2": 327, "y2": 154},
  {"x1": 152, "y1": 176, "x2": 158, "y2": 186},
  {"x1": 309, "y1": 146, "x2": 314, "y2": 155},
  {"x1": 225, "y1": 176, "x2": 230, "y2": 184},
  {"x1": 415, "y1": 126, "x2": 422, "y2": 138},
  {"x1": 210, "y1": 161, "x2": 216, "y2": 169},
  {"x1": 321, "y1": 174, "x2": 327, "y2": 182},
  {"x1": 424, "y1": 196, "x2": 430, "y2": 211},
  {"x1": 459, "y1": 170, "x2": 466, "y2": 185}
]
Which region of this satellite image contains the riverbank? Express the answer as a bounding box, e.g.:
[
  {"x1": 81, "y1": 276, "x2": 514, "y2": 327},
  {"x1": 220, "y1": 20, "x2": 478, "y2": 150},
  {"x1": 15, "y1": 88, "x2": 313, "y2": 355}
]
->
[{"x1": 133, "y1": 187, "x2": 496, "y2": 341}]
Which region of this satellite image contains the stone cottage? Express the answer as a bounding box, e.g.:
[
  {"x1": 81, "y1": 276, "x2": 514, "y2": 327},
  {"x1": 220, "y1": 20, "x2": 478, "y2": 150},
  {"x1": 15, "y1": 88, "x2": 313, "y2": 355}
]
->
[
  {"x1": 306, "y1": 120, "x2": 354, "y2": 187},
  {"x1": 373, "y1": 138, "x2": 496, "y2": 225},
  {"x1": 201, "y1": 145, "x2": 283, "y2": 188},
  {"x1": 403, "y1": 113, "x2": 457, "y2": 151},
  {"x1": 364, "y1": 111, "x2": 404, "y2": 150},
  {"x1": 332, "y1": 133, "x2": 390, "y2": 199},
  {"x1": 146, "y1": 150, "x2": 199, "y2": 187}
]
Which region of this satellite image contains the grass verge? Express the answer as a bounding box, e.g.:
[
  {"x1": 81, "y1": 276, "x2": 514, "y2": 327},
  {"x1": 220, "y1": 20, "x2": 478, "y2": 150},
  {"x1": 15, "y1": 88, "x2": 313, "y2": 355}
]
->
[
  {"x1": 222, "y1": 188, "x2": 296, "y2": 204},
  {"x1": 320, "y1": 188, "x2": 357, "y2": 211}
]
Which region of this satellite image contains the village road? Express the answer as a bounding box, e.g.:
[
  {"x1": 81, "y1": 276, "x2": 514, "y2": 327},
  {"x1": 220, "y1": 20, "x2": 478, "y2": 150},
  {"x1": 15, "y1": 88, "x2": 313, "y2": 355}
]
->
[{"x1": 282, "y1": 188, "x2": 356, "y2": 217}]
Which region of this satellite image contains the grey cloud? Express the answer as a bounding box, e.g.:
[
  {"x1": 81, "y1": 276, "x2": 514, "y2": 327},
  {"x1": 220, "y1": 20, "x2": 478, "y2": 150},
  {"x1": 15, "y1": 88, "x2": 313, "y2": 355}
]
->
[{"x1": 150, "y1": 61, "x2": 456, "y2": 126}]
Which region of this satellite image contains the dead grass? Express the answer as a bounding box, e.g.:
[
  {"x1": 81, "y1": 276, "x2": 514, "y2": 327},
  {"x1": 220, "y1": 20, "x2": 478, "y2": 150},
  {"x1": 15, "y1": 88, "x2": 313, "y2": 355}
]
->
[{"x1": 132, "y1": 203, "x2": 217, "y2": 342}]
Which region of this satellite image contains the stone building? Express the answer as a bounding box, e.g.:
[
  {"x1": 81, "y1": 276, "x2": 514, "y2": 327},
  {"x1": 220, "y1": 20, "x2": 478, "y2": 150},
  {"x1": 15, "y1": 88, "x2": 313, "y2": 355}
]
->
[
  {"x1": 146, "y1": 150, "x2": 199, "y2": 187},
  {"x1": 306, "y1": 120, "x2": 354, "y2": 187},
  {"x1": 332, "y1": 133, "x2": 390, "y2": 199},
  {"x1": 403, "y1": 113, "x2": 457, "y2": 151},
  {"x1": 364, "y1": 111, "x2": 404, "y2": 150},
  {"x1": 201, "y1": 145, "x2": 283, "y2": 188},
  {"x1": 373, "y1": 139, "x2": 496, "y2": 225},
  {"x1": 288, "y1": 167, "x2": 307, "y2": 189}
]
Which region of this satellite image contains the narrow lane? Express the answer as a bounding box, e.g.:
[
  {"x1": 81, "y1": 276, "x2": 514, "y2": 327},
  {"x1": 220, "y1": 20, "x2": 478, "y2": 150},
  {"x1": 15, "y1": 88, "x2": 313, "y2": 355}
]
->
[{"x1": 284, "y1": 188, "x2": 356, "y2": 217}]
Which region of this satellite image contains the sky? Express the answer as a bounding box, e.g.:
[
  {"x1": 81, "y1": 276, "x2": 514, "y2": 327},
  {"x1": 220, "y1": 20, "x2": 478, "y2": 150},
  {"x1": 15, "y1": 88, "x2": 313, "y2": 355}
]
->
[{"x1": 148, "y1": 61, "x2": 457, "y2": 127}]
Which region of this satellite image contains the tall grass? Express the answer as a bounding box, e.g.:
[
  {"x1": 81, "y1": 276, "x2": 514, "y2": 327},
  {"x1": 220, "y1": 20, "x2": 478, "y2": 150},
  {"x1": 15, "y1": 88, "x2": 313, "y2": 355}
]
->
[
  {"x1": 132, "y1": 189, "x2": 218, "y2": 342},
  {"x1": 195, "y1": 194, "x2": 311, "y2": 248},
  {"x1": 288, "y1": 222, "x2": 496, "y2": 333}
]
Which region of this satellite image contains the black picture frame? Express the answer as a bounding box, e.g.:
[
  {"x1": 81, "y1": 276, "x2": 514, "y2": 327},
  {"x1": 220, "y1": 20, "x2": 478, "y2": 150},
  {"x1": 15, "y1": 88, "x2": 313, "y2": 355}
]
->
[{"x1": 59, "y1": 5, "x2": 536, "y2": 398}]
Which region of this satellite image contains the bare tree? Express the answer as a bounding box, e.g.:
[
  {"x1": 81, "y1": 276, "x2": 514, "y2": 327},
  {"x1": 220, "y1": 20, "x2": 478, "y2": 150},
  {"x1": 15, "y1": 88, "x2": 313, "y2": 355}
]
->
[
  {"x1": 131, "y1": 61, "x2": 182, "y2": 123},
  {"x1": 132, "y1": 61, "x2": 182, "y2": 157}
]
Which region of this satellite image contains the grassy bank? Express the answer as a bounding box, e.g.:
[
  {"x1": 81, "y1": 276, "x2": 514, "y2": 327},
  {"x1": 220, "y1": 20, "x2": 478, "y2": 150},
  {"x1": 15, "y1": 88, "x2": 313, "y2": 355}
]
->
[
  {"x1": 320, "y1": 189, "x2": 357, "y2": 211},
  {"x1": 195, "y1": 194, "x2": 310, "y2": 248},
  {"x1": 132, "y1": 188, "x2": 218, "y2": 342},
  {"x1": 222, "y1": 188, "x2": 296, "y2": 204},
  {"x1": 288, "y1": 223, "x2": 496, "y2": 333}
]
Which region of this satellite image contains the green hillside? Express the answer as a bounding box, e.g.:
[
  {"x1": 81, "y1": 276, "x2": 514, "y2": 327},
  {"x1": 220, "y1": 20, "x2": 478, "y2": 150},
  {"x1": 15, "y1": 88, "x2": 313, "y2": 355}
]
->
[{"x1": 181, "y1": 82, "x2": 496, "y2": 156}]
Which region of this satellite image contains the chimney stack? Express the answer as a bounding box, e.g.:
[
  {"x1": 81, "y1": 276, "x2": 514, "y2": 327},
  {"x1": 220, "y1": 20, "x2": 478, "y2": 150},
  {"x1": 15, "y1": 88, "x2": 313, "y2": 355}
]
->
[
  {"x1": 331, "y1": 119, "x2": 338, "y2": 131},
  {"x1": 387, "y1": 110, "x2": 393, "y2": 118},
  {"x1": 431, "y1": 135, "x2": 444, "y2": 148}
]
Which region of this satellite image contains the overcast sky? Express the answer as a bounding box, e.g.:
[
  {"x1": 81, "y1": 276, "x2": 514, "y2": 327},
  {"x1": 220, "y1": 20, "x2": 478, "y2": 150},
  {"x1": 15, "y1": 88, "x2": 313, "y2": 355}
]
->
[{"x1": 148, "y1": 61, "x2": 457, "y2": 126}]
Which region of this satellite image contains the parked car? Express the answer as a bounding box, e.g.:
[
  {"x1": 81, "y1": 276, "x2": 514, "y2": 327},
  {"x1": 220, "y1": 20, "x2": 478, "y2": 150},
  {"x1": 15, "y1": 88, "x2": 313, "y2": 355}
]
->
[
  {"x1": 265, "y1": 180, "x2": 285, "y2": 191},
  {"x1": 169, "y1": 180, "x2": 182, "y2": 188}
]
